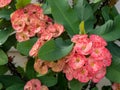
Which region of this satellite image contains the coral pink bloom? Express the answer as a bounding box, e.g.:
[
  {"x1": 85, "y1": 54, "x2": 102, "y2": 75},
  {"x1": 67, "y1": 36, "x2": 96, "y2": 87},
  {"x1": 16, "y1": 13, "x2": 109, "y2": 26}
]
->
[
  {"x1": 0, "y1": 0, "x2": 11, "y2": 8},
  {"x1": 16, "y1": 32, "x2": 29, "y2": 42},
  {"x1": 73, "y1": 41, "x2": 92, "y2": 55},
  {"x1": 92, "y1": 67, "x2": 106, "y2": 83},
  {"x1": 41, "y1": 85, "x2": 49, "y2": 90},
  {"x1": 73, "y1": 67, "x2": 90, "y2": 83},
  {"x1": 40, "y1": 30, "x2": 53, "y2": 41},
  {"x1": 90, "y1": 34, "x2": 107, "y2": 48},
  {"x1": 87, "y1": 57, "x2": 103, "y2": 73},
  {"x1": 102, "y1": 48, "x2": 112, "y2": 67},
  {"x1": 11, "y1": 9, "x2": 27, "y2": 32},
  {"x1": 34, "y1": 59, "x2": 48, "y2": 75},
  {"x1": 63, "y1": 64, "x2": 74, "y2": 81},
  {"x1": 68, "y1": 53, "x2": 86, "y2": 69},
  {"x1": 29, "y1": 39, "x2": 44, "y2": 57},
  {"x1": 52, "y1": 23, "x2": 64, "y2": 37},
  {"x1": 24, "y1": 79, "x2": 41, "y2": 90},
  {"x1": 112, "y1": 83, "x2": 120, "y2": 90},
  {"x1": 91, "y1": 47, "x2": 105, "y2": 60},
  {"x1": 23, "y1": 4, "x2": 44, "y2": 19},
  {"x1": 71, "y1": 34, "x2": 89, "y2": 44}
]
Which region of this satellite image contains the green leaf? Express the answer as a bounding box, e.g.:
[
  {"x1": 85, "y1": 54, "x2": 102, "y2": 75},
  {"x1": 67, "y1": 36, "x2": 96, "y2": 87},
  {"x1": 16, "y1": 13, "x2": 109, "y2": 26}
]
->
[
  {"x1": 102, "y1": 6, "x2": 119, "y2": 21},
  {"x1": 38, "y1": 72, "x2": 57, "y2": 87},
  {"x1": 42, "y1": 2, "x2": 51, "y2": 14},
  {"x1": 0, "y1": 49, "x2": 8, "y2": 65},
  {"x1": 92, "y1": 87, "x2": 98, "y2": 90},
  {"x1": 89, "y1": 20, "x2": 113, "y2": 35},
  {"x1": 106, "y1": 42, "x2": 120, "y2": 83},
  {"x1": 0, "y1": 83, "x2": 3, "y2": 89},
  {"x1": 47, "y1": 0, "x2": 80, "y2": 36},
  {"x1": 0, "y1": 75, "x2": 25, "y2": 88},
  {"x1": 0, "y1": 65, "x2": 8, "y2": 75},
  {"x1": 70, "y1": 79, "x2": 85, "y2": 90},
  {"x1": 89, "y1": 17, "x2": 120, "y2": 41},
  {"x1": 92, "y1": 0, "x2": 101, "y2": 3},
  {"x1": 1, "y1": 34, "x2": 17, "y2": 52},
  {"x1": 0, "y1": 8, "x2": 13, "y2": 20},
  {"x1": 38, "y1": 38, "x2": 73, "y2": 61},
  {"x1": 0, "y1": 28, "x2": 13, "y2": 45},
  {"x1": 16, "y1": 0, "x2": 31, "y2": 9},
  {"x1": 6, "y1": 84, "x2": 24, "y2": 90},
  {"x1": 74, "y1": 0, "x2": 96, "y2": 31},
  {"x1": 17, "y1": 38, "x2": 37, "y2": 56},
  {"x1": 101, "y1": 15, "x2": 120, "y2": 41},
  {"x1": 25, "y1": 58, "x2": 36, "y2": 79}
]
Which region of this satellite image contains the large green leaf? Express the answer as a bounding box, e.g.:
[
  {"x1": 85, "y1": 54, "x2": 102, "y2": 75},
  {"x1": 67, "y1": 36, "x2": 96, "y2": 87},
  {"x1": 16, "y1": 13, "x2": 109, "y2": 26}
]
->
[
  {"x1": 70, "y1": 79, "x2": 85, "y2": 90},
  {"x1": 6, "y1": 84, "x2": 24, "y2": 90},
  {"x1": 89, "y1": 20, "x2": 113, "y2": 35},
  {"x1": 106, "y1": 42, "x2": 120, "y2": 83},
  {"x1": 101, "y1": 15, "x2": 120, "y2": 41},
  {"x1": 17, "y1": 38, "x2": 37, "y2": 56},
  {"x1": 38, "y1": 38, "x2": 73, "y2": 61},
  {"x1": 0, "y1": 75, "x2": 25, "y2": 88},
  {"x1": 102, "y1": 6, "x2": 119, "y2": 21},
  {"x1": 0, "y1": 65, "x2": 8, "y2": 75},
  {"x1": 0, "y1": 83, "x2": 3, "y2": 89},
  {"x1": 38, "y1": 71, "x2": 57, "y2": 87},
  {"x1": 89, "y1": 15, "x2": 120, "y2": 41},
  {"x1": 0, "y1": 49, "x2": 8, "y2": 65},
  {"x1": 74, "y1": 0, "x2": 96, "y2": 31},
  {"x1": 16, "y1": 0, "x2": 31, "y2": 9},
  {"x1": 0, "y1": 8, "x2": 13, "y2": 20},
  {"x1": 0, "y1": 28, "x2": 13, "y2": 45},
  {"x1": 47, "y1": 0, "x2": 80, "y2": 36},
  {"x1": 25, "y1": 58, "x2": 36, "y2": 79}
]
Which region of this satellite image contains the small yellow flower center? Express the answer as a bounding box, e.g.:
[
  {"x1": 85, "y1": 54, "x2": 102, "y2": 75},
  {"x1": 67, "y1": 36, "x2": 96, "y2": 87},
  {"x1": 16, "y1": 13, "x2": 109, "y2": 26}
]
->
[
  {"x1": 76, "y1": 58, "x2": 80, "y2": 62},
  {"x1": 95, "y1": 49, "x2": 99, "y2": 54}
]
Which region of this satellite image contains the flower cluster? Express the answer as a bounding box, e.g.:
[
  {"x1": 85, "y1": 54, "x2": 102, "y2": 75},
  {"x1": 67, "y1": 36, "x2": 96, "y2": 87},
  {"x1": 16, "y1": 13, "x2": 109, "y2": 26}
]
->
[
  {"x1": 24, "y1": 79, "x2": 49, "y2": 90},
  {"x1": 112, "y1": 83, "x2": 120, "y2": 90},
  {"x1": 0, "y1": 0, "x2": 11, "y2": 8},
  {"x1": 63, "y1": 34, "x2": 112, "y2": 83},
  {"x1": 11, "y1": 4, "x2": 64, "y2": 56},
  {"x1": 34, "y1": 58, "x2": 66, "y2": 75}
]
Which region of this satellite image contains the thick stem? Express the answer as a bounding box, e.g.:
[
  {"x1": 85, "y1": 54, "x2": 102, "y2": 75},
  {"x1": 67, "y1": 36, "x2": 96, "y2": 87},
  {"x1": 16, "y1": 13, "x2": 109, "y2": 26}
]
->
[{"x1": 7, "y1": 56, "x2": 22, "y2": 79}]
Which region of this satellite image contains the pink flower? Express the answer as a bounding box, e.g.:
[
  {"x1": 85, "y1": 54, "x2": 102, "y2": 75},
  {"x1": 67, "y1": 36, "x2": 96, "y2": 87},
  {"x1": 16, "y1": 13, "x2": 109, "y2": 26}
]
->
[
  {"x1": 92, "y1": 67, "x2": 106, "y2": 83},
  {"x1": 0, "y1": 0, "x2": 11, "y2": 8},
  {"x1": 112, "y1": 83, "x2": 120, "y2": 90},
  {"x1": 23, "y1": 4, "x2": 44, "y2": 19},
  {"x1": 29, "y1": 38, "x2": 45, "y2": 57},
  {"x1": 73, "y1": 41, "x2": 92, "y2": 55},
  {"x1": 52, "y1": 23, "x2": 64, "y2": 37},
  {"x1": 11, "y1": 9, "x2": 27, "y2": 32},
  {"x1": 73, "y1": 67, "x2": 90, "y2": 83},
  {"x1": 16, "y1": 32, "x2": 29, "y2": 42},
  {"x1": 34, "y1": 59, "x2": 48, "y2": 75},
  {"x1": 63, "y1": 64, "x2": 74, "y2": 81},
  {"x1": 41, "y1": 85, "x2": 49, "y2": 90},
  {"x1": 90, "y1": 34, "x2": 107, "y2": 48},
  {"x1": 24, "y1": 79, "x2": 41, "y2": 90},
  {"x1": 71, "y1": 34, "x2": 89, "y2": 44},
  {"x1": 91, "y1": 47, "x2": 105, "y2": 60},
  {"x1": 102, "y1": 48, "x2": 112, "y2": 67},
  {"x1": 87, "y1": 57, "x2": 103, "y2": 73},
  {"x1": 68, "y1": 53, "x2": 86, "y2": 69}
]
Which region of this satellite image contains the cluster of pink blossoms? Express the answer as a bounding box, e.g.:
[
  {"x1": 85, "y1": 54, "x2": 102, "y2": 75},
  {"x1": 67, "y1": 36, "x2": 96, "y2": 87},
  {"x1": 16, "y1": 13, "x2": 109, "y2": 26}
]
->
[
  {"x1": 112, "y1": 83, "x2": 120, "y2": 90},
  {"x1": 63, "y1": 34, "x2": 112, "y2": 83},
  {"x1": 24, "y1": 79, "x2": 49, "y2": 90},
  {"x1": 10, "y1": 4, "x2": 64, "y2": 57},
  {"x1": 0, "y1": 0, "x2": 11, "y2": 8}
]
